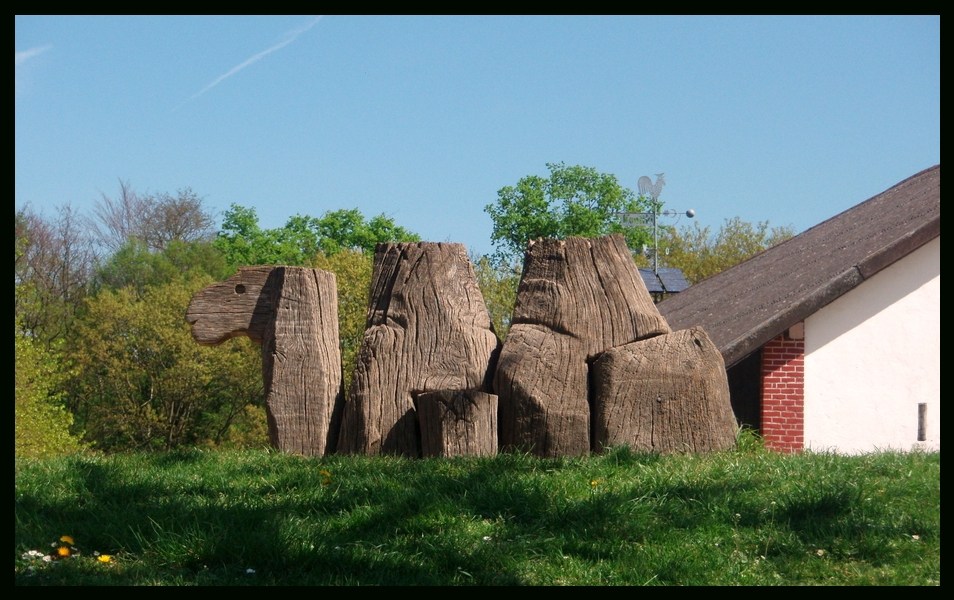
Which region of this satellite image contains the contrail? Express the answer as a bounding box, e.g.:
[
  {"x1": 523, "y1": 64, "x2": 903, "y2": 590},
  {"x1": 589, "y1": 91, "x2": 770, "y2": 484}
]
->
[
  {"x1": 15, "y1": 45, "x2": 52, "y2": 98},
  {"x1": 15, "y1": 45, "x2": 52, "y2": 66},
  {"x1": 176, "y1": 16, "x2": 322, "y2": 109}
]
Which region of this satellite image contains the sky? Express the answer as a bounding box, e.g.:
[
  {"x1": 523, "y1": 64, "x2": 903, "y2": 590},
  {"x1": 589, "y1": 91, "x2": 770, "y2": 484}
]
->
[{"x1": 15, "y1": 15, "x2": 940, "y2": 259}]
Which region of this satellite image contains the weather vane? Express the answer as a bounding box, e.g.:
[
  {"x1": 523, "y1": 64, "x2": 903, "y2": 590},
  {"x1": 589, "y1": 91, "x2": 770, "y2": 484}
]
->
[
  {"x1": 618, "y1": 173, "x2": 695, "y2": 274},
  {"x1": 637, "y1": 173, "x2": 666, "y2": 201}
]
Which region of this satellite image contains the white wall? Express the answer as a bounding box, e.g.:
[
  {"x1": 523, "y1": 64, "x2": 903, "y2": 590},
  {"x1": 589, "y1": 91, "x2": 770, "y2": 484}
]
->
[{"x1": 803, "y1": 237, "x2": 940, "y2": 454}]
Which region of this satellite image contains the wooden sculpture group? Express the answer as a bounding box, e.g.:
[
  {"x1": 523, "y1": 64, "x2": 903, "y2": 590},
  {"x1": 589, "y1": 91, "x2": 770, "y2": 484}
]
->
[{"x1": 186, "y1": 235, "x2": 738, "y2": 458}]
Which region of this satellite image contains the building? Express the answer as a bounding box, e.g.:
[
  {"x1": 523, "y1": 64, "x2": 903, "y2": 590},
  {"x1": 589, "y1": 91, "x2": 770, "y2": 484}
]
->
[{"x1": 658, "y1": 165, "x2": 939, "y2": 454}]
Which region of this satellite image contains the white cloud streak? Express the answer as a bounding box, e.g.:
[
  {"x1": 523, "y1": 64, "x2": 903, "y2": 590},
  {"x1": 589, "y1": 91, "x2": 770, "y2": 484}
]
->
[
  {"x1": 15, "y1": 45, "x2": 52, "y2": 67},
  {"x1": 15, "y1": 45, "x2": 52, "y2": 98},
  {"x1": 178, "y1": 16, "x2": 322, "y2": 109}
]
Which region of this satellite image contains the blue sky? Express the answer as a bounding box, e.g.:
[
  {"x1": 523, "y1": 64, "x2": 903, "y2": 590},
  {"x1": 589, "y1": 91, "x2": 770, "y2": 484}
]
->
[{"x1": 15, "y1": 15, "x2": 940, "y2": 258}]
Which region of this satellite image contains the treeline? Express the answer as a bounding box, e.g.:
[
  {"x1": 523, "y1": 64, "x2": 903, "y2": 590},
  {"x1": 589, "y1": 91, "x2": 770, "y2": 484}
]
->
[
  {"x1": 15, "y1": 182, "x2": 421, "y2": 457},
  {"x1": 15, "y1": 168, "x2": 793, "y2": 458}
]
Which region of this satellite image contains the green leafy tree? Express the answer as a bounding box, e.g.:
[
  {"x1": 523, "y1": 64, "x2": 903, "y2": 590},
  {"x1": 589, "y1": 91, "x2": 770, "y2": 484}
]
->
[
  {"x1": 66, "y1": 280, "x2": 263, "y2": 452},
  {"x1": 159, "y1": 238, "x2": 233, "y2": 282},
  {"x1": 473, "y1": 254, "x2": 520, "y2": 341},
  {"x1": 296, "y1": 209, "x2": 422, "y2": 256},
  {"x1": 659, "y1": 217, "x2": 795, "y2": 284},
  {"x1": 485, "y1": 163, "x2": 653, "y2": 262},
  {"x1": 311, "y1": 249, "x2": 374, "y2": 391},
  {"x1": 213, "y1": 204, "x2": 302, "y2": 267},
  {"x1": 92, "y1": 239, "x2": 179, "y2": 296},
  {"x1": 15, "y1": 233, "x2": 86, "y2": 459},
  {"x1": 15, "y1": 327, "x2": 86, "y2": 459},
  {"x1": 92, "y1": 238, "x2": 231, "y2": 297},
  {"x1": 214, "y1": 204, "x2": 421, "y2": 269}
]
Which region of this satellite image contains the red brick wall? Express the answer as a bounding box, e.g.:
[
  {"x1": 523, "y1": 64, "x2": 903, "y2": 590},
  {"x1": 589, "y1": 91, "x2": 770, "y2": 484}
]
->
[{"x1": 761, "y1": 333, "x2": 805, "y2": 453}]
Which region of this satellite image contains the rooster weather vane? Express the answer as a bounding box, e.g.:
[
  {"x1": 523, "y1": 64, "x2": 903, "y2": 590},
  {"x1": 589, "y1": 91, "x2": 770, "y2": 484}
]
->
[
  {"x1": 619, "y1": 172, "x2": 695, "y2": 274},
  {"x1": 637, "y1": 173, "x2": 666, "y2": 201}
]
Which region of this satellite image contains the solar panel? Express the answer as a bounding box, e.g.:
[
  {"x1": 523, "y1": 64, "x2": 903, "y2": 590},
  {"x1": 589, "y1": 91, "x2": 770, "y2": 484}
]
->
[
  {"x1": 656, "y1": 268, "x2": 690, "y2": 293},
  {"x1": 638, "y1": 268, "x2": 665, "y2": 293}
]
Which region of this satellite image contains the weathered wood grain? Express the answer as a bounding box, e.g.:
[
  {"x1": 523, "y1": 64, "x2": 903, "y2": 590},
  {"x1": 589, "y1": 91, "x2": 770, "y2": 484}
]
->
[
  {"x1": 185, "y1": 266, "x2": 275, "y2": 345},
  {"x1": 495, "y1": 235, "x2": 671, "y2": 457},
  {"x1": 416, "y1": 390, "x2": 498, "y2": 457},
  {"x1": 336, "y1": 242, "x2": 501, "y2": 457},
  {"x1": 186, "y1": 266, "x2": 343, "y2": 456},
  {"x1": 592, "y1": 326, "x2": 737, "y2": 454}
]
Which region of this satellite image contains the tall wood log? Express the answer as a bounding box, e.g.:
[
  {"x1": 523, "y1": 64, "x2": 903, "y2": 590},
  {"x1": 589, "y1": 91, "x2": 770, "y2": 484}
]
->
[
  {"x1": 416, "y1": 390, "x2": 498, "y2": 457},
  {"x1": 496, "y1": 235, "x2": 671, "y2": 457},
  {"x1": 186, "y1": 266, "x2": 343, "y2": 456},
  {"x1": 591, "y1": 326, "x2": 738, "y2": 454},
  {"x1": 337, "y1": 242, "x2": 501, "y2": 457}
]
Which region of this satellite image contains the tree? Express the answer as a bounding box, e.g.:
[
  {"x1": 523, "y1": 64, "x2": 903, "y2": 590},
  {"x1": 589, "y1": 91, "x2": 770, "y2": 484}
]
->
[
  {"x1": 92, "y1": 238, "x2": 231, "y2": 297},
  {"x1": 91, "y1": 239, "x2": 178, "y2": 296},
  {"x1": 214, "y1": 204, "x2": 305, "y2": 267},
  {"x1": 66, "y1": 280, "x2": 263, "y2": 452},
  {"x1": 473, "y1": 254, "x2": 520, "y2": 340},
  {"x1": 214, "y1": 204, "x2": 421, "y2": 269},
  {"x1": 658, "y1": 217, "x2": 795, "y2": 284},
  {"x1": 15, "y1": 204, "x2": 95, "y2": 347},
  {"x1": 311, "y1": 249, "x2": 374, "y2": 392},
  {"x1": 15, "y1": 233, "x2": 86, "y2": 459},
  {"x1": 89, "y1": 179, "x2": 149, "y2": 253},
  {"x1": 484, "y1": 162, "x2": 653, "y2": 262},
  {"x1": 309, "y1": 209, "x2": 421, "y2": 255},
  {"x1": 91, "y1": 180, "x2": 215, "y2": 253},
  {"x1": 15, "y1": 324, "x2": 86, "y2": 459},
  {"x1": 143, "y1": 188, "x2": 216, "y2": 250}
]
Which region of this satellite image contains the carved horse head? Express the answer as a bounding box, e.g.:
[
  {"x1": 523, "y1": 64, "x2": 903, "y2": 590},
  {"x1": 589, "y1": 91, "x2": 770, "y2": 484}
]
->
[{"x1": 185, "y1": 266, "x2": 277, "y2": 346}]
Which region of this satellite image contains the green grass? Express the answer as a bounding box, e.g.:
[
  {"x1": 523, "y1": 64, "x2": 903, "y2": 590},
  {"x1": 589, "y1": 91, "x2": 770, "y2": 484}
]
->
[{"x1": 15, "y1": 441, "x2": 939, "y2": 586}]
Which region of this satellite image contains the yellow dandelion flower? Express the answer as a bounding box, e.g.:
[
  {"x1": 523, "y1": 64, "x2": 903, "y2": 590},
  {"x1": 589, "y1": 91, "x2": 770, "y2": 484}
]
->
[
  {"x1": 59, "y1": 535, "x2": 75, "y2": 545},
  {"x1": 56, "y1": 546, "x2": 72, "y2": 558},
  {"x1": 97, "y1": 554, "x2": 114, "y2": 564}
]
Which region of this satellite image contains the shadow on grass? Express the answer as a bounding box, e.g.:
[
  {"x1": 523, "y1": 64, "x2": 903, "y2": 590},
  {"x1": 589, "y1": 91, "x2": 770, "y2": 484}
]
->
[{"x1": 15, "y1": 448, "x2": 938, "y2": 585}]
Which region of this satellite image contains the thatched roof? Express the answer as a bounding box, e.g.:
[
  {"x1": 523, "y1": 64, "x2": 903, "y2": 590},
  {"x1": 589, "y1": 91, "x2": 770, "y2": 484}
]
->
[{"x1": 658, "y1": 165, "x2": 940, "y2": 368}]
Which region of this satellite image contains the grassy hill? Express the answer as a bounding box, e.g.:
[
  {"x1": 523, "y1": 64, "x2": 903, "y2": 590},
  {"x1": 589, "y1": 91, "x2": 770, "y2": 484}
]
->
[{"x1": 15, "y1": 440, "x2": 940, "y2": 586}]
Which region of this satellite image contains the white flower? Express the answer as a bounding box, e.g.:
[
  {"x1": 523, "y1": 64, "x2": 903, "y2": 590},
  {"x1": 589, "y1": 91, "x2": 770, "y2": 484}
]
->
[{"x1": 246, "y1": 568, "x2": 256, "y2": 575}]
